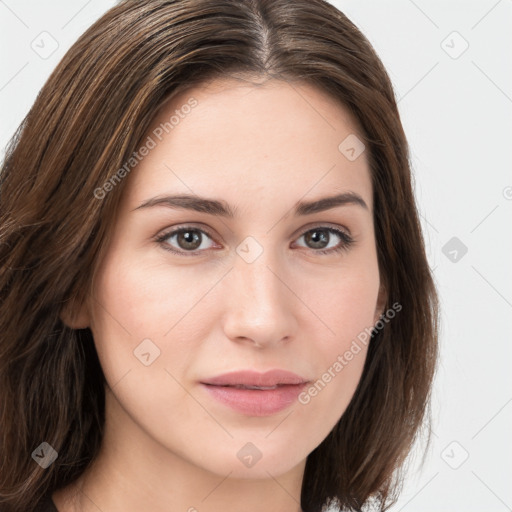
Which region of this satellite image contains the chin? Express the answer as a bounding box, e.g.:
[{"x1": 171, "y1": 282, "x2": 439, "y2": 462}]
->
[{"x1": 195, "y1": 440, "x2": 308, "y2": 480}]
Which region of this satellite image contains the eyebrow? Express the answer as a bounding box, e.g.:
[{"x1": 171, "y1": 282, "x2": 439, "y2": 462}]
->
[{"x1": 132, "y1": 191, "x2": 368, "y2": 217}]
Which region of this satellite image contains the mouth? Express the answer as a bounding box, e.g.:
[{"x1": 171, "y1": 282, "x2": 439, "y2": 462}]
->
[
  {"x1": 200, "y1": 369, "x2": 309, "y2": 387},
  {"x1": 208, "y1": 384, "x2": 285, "y2": 390},
  {"x1": 200, "y1": 370, "x2": 310, "y2": 416}
]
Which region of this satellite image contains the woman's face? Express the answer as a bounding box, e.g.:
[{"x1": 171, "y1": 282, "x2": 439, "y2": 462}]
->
[{"x1": 72, "y1": 78, "x2": 385, "y2": 479}]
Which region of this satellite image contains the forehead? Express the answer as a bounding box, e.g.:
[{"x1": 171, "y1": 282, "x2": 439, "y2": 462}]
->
[{"x1": 122, "y1": 78, "x2": 372, "y2": 212}]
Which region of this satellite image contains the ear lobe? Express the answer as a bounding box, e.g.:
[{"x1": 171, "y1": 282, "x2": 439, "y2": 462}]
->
[{"x1": 59, "y1": 298, "x2": 90, "y2": 329}]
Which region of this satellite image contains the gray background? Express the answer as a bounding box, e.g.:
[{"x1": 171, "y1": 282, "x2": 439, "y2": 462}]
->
[{"x1": 1, "y1": 1, "x2": 511, "y2": 510}]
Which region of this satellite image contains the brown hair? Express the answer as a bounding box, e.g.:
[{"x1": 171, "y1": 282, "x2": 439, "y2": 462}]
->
[{"x1": 0, "y1": 1, "x2": 439, "y2": 510}]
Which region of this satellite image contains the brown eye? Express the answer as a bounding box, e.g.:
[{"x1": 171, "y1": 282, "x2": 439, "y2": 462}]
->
[
  {"x1": 156, "y1": 227, "x2": 216, "y2": 255},
  {"x1": 175, "y1": 229, "x2": 203, "y2": 250},
  {"x1": 295, "y1": 227, "x2": 354, "y2": 254},
  {"x1": 304, "y1": 229, "x2": 330, "y2": 249}
]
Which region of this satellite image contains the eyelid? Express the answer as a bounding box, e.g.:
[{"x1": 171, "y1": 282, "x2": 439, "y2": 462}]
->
[{"x1": 292, "y1": 221, "x2": 352, "y2": 238}]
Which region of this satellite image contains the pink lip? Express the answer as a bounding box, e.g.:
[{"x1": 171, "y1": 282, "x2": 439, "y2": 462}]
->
[{"x1": 200, "y1": 370, "x2": 309, "y2": 417}]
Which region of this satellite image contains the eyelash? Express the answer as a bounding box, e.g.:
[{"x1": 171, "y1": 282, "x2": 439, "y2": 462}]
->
[{"x1": 154, "y1": 225, "x2": 354, "y2": 257}]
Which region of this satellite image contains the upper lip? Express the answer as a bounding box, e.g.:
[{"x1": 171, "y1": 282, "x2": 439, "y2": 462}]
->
[{"x1": 201, "y1": 369, "x2": 309, "y2": 387}]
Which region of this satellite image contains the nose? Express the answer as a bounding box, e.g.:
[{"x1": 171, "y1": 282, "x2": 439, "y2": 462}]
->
[{"x1": 221, "y1": 248, "x2": 298, "y2": 349}]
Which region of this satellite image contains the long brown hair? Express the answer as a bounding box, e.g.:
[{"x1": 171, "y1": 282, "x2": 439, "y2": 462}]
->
[{"x1": 0, "y1": 1, "x2": 439, "y2": 510}]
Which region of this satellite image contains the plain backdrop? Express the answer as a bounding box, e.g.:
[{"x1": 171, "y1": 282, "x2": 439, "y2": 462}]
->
[{"x1": 1, "y1": 1, "x2": 511, "y2": 511}]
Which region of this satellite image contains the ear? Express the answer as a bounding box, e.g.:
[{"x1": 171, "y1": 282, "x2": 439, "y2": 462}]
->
[
  {"x1": 59, "y1": 297, "x2": 90, "y2": 330},
  {"x1": 373, "y1": 281, "x2": 387, "y2": 326}
]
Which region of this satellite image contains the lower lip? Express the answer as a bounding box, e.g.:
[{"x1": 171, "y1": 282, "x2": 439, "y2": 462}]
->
[{"x1": 201, "y1": 383, "x2": 308, "y2": 416}]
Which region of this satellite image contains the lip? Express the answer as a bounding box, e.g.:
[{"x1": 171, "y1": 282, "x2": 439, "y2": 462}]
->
[
  {"x1": 201, "y1": 369, "x2": 308, "y2": 387},
  {"x1": 200, "y1": 369, "x2": 310, "y2": 417}
]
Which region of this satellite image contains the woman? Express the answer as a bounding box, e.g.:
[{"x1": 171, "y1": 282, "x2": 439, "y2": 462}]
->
[{"x1": 0, "y1": 1, "x2": 438, "y2": 511}]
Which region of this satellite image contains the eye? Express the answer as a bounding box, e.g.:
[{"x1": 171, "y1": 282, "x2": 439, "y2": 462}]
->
[
  {"x1": 155, "y1": 226, "x2": 217, "y2": 255},
  {"x1": 294, "y1": 226, "x2": 354, "y2": 255},
  {"x1": 155, "y1": 225, "x2": 354, "y2": 256}
]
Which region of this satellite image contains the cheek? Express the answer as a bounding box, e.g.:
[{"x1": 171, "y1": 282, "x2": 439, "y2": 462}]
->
[
  {"x1": 93, "y1": 247, "x2": 209, "y2": 333},
  {"x1": 88, "y1": 251, "x2": 224, "y2": 383},
  {"x1": 303, "y1": 263, "x2": 381, "y2": 347},
  {"x1": 87, "y1": 255, "x2": 204, "y2": 429},
  {"x1": 292, "y1": 263, "x2": 379, "y2": 419}
]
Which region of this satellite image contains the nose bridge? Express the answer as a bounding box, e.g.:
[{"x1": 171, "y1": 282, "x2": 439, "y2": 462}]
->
[
  {"x1": 234, "y1": 244, "x2": 284, "y2": 314},
  {"x1": 221, "y1": 241, "x2": 297, "y2": 346}
]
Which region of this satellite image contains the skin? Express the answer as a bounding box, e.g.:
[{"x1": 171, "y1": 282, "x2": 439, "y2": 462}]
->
[{"x1": 56, "y1": 77, "x2": 386, "y2": 512}]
